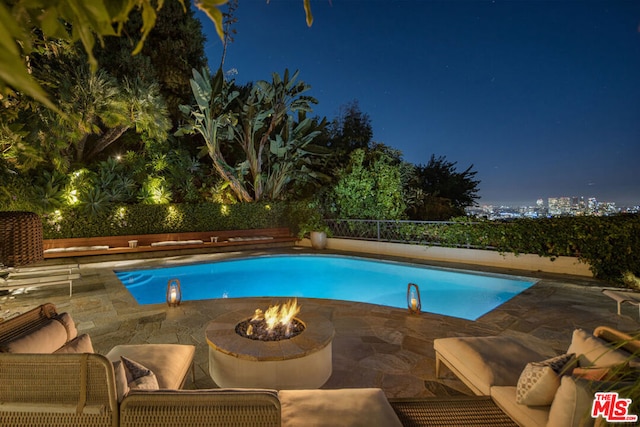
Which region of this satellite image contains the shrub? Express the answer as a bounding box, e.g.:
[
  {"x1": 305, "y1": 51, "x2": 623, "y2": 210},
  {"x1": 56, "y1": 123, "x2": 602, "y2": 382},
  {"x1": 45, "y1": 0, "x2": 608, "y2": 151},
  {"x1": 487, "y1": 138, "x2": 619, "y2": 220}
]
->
[{"x1": 41, "y1": 201, "x2": 311, "y2": 239}]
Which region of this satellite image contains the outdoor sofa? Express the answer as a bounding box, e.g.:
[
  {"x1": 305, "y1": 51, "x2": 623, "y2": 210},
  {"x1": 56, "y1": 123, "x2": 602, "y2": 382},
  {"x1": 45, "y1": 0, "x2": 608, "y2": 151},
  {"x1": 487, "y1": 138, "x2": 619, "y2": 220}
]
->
[
  {"x1": 434, "y1": 326, "x2": 640, "y2": 427},
  {"x1": 0, "y1": 303, "x2": 403, "y2": 427}
]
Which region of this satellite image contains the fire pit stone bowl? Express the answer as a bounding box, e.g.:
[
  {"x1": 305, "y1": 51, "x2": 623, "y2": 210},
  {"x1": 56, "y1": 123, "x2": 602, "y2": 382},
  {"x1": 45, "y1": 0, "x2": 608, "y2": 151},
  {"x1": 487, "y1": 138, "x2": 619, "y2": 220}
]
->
[{"x1": 206, "y1": 309, "x2": 335, "y2": 389}]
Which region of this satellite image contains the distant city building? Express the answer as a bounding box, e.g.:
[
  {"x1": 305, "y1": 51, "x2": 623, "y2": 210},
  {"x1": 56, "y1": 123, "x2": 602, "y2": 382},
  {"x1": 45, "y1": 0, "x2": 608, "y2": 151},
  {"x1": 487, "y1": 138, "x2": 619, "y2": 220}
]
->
[
  {"x1": 467, "y1": 194, "x2": 630, "y2": 220},
  {"x1": 548, "y1": 197, "x2": 571, "y2": 216}
]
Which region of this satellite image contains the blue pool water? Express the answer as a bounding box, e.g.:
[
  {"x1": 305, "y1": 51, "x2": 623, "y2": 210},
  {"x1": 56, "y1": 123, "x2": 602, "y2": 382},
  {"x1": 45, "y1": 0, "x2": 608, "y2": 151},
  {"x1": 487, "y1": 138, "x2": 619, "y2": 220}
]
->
[{"x1": 116, "y1": 255, "x2": 536, "y2": 320}]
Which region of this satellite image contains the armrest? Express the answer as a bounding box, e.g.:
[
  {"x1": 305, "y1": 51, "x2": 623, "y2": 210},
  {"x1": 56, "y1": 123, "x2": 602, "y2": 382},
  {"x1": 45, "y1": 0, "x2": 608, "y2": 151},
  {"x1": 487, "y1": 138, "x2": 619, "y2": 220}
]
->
[{"x1": 593, "y1": 326, "x2": 640, "y2": 355}]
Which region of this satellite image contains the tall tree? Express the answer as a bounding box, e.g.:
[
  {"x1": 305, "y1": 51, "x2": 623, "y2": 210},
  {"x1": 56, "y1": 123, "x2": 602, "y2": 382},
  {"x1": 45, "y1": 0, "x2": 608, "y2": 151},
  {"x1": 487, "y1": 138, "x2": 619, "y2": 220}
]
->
[
  {"x1": 95, "y1": 0, "x2": 208, "y2": 124},
  {"x1": 219, "y1": 0, "x2": 239, "y2": 70},
  {"x1": 318, "y1": 100, "x2": 373, "y2": 172},
  {"x1": 406, "y1": 155, "x2": 480, "y2": 220}
]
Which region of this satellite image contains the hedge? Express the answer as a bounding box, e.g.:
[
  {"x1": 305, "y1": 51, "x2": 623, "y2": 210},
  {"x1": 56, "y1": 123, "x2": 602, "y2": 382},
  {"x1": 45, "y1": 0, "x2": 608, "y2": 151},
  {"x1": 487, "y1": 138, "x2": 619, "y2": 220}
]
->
[
  {"x1": 41, "y1": 201, "x2": 309, "y2": 239},
  {"x1": 417, "y1": 215, "x2": 640, "y2": 284}
]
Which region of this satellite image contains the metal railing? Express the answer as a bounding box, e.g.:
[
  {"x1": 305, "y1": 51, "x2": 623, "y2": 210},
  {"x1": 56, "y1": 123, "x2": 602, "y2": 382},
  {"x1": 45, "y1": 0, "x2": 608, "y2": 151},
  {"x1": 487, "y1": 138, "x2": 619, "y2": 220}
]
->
[{"x1": 325, "y1": 219, "x2": 481, "y2": 248}]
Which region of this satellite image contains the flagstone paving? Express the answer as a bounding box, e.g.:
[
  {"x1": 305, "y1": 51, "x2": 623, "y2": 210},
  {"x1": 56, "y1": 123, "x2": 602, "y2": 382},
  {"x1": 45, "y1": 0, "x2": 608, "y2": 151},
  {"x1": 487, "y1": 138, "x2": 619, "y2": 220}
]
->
[{"x1": 1, "y1": 247, "x2": 638, "y2": 398}]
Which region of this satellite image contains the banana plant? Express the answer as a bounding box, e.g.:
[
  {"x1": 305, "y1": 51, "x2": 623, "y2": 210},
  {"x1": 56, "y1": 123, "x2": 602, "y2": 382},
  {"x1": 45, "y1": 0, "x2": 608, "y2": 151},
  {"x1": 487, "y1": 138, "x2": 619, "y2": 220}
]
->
[
  {"x1": 178, "y1": 67, "x2": 322, "y2": 202},
  {"x1": 177, "y1": 68, "x2": 252, "y2": 201},
  {"x1": 263, "y1": 116, "x2": 322, "y2": 200},
  {"x1": 229, "y1": 69, "x2": 318, "y2": 201}
]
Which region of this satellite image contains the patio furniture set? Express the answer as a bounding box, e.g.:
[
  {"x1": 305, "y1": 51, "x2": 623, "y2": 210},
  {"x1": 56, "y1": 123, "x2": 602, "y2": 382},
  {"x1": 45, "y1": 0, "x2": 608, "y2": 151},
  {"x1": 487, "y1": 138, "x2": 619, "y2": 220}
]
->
[{"x1": 1, "y1": 302, "x2": 638, "y2": 426}]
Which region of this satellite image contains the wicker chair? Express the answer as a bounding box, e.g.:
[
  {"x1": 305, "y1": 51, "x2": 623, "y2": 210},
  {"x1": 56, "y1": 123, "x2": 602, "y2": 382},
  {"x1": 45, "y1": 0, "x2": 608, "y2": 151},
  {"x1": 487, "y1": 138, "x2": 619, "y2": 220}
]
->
[
  {"x1": 0, "y1": 211, "x2": 44, "y2": 267},
  {"x1": 119, "y1": 390, "x2": 281, "y2": 427},
  {"x1": 0, "y1": 353, "x2": 119, "y2": 427}
]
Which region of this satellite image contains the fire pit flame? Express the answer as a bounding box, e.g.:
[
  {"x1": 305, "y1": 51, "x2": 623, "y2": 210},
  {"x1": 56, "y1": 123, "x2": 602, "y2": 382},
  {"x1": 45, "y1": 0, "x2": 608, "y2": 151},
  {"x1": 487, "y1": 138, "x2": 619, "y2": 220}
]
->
[{"x1": 237, "y1": 298, "x2": 305, "y2": 341}]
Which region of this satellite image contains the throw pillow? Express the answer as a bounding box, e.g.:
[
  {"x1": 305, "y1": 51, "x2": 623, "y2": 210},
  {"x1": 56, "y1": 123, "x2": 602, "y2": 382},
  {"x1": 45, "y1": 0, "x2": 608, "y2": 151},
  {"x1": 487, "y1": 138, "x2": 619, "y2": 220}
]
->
[
  {"x1": 53, "y1": 312, "x2": 78, "y2": 341},
  {"x1": 112, "y1": 360, "x2": 130, "y2": 402},
  {"x1": 567, "y1": 329, "x2": 629, "y2": 368},
  {"x1": 1, "y1": 319, "x2": 68, "y2": 353},
  {"x1": 53, "y1": 334, "x2": 94, "y2": 354},
  {"x1": 547, "y1": 376, "x2": 596, "y2": 427},
  {"x1": 516, "y1": 353, "x2": 576, "y2": 406},
  {"x1": 121, "y1": 356, "x2": 159, "y2": 390},
  {"x1": 573, "y1": 362, "x2": 636, "y2": 382},
  {"x1": 572, "y1": 366, "x2": 612, "y2": 381}
]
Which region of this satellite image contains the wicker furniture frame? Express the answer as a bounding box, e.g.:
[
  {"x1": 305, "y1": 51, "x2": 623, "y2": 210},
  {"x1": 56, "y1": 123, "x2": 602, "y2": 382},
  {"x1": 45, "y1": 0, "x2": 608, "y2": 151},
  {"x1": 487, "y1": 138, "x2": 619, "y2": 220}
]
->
[
  {"x1": 0, "y1": 302, "x2": 57, "y2": 342},
  {"x1": 390, "y1": 396, "x2": 517, "y2": 427},
  {"x1": 119, "y1": 390, "x2": 281, "y2": 427},
  {"x1": 0, "y1": 211, "x2": 43, "y2": 267},
  {"x1": 0, "y1": 353, "x2": 119, "y2": 427}
]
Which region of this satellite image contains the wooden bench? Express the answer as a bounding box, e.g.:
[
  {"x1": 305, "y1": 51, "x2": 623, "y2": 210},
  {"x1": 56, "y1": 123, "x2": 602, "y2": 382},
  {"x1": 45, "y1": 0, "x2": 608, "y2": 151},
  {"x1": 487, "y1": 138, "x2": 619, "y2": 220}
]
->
[{"x1": 42, "y1": 228, "x2": 297, "y2": 259}]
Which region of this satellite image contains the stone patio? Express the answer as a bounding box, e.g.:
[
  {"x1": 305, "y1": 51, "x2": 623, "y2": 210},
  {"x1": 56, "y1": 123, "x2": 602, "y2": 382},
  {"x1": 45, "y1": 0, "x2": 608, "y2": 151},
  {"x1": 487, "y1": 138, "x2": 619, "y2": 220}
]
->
[{"x1": 1, "y1": 247, "x2": 638, "y2": 398}]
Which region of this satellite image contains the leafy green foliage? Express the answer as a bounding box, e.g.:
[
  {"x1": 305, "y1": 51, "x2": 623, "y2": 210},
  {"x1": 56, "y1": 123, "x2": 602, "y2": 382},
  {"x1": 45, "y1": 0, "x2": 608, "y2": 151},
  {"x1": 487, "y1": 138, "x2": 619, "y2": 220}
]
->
[
  {"x1": 95, "y1": 1, "x2": 208, "y2": 123},
  {"x1": 330, "y1": 147, "x2": 407, "y2": 220},
  {"x1": 3, "y1": 41, "x2": 171, "y2": 172},
  {"x1": 392, "y1": 215, "x2": 640, "y2": 284},
  {"x1": 0, "y1": 0, "x2": 228, "y2": 110},
  {"x1": 41, "y1": 201, "x2": 307, "y2": 238},
  {"x1": 30, "y1": 170, "x2": 68, "y2": 211},
  {"x1": 179, "y1": 68, "x2": 324, "y2": 202}
]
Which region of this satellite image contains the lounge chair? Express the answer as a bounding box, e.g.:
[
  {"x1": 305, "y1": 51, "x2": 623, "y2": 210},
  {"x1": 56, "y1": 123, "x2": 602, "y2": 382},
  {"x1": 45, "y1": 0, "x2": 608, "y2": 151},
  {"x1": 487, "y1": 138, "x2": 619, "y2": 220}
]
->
[
  {"x1": 434, "y1": 327, "x2": 640, "y2": 427},
  {"x1": 602, "y1": 289, "x2": 640, "y2": 320},
  {"x1": 1, "y1": 264, "x2": 80, "y2": 296}
]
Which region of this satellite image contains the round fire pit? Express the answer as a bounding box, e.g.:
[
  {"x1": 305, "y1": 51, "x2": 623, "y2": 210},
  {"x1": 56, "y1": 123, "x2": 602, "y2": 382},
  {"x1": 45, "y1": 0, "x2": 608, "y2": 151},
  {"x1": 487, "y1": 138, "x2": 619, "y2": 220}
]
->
[
  {"x1": 206, "y1": 310, "x2": 334, "y2": 389},
  {"x1": 235, "y1": 317, "x2": 306, "y2": 341}
]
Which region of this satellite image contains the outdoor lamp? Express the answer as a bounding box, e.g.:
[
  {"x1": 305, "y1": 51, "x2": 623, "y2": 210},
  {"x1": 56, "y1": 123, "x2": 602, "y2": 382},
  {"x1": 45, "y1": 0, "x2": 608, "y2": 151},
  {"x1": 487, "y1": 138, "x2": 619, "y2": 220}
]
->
[
  {"x1": 166, "y1": 279, "x2": 182, "y2": 307},
  {"x1": 407, "y1": 283, "x2": 421, "y2": 315}
]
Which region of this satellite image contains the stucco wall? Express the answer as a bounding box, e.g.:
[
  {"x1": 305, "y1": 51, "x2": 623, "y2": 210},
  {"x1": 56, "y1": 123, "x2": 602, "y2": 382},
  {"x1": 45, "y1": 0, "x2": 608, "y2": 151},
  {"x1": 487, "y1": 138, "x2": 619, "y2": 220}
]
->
[{"x1": 297, "y1": 238, "x2": 592, "y2": 277}]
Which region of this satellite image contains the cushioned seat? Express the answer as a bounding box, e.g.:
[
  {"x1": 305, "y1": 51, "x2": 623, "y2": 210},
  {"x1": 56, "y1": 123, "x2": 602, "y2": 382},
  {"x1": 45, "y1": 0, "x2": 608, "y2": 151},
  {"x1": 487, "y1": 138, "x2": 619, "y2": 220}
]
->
[
  {"x1": 279, "y1": 388, "x2": 403, "y2": 427},
  {"x1": 106, "y1": 344, "x2": 195, "y2": 389},
  {"x1": 490, "y1": 386, "x2": 550, "y2": 427},
  {"x1": 434, "y1": 335, "x2": 546, "y2": 395}
]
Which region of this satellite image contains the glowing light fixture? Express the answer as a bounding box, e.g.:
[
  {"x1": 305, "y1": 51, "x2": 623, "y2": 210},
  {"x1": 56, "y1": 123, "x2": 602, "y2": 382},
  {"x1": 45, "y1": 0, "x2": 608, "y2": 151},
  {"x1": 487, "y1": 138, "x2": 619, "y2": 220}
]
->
[
  {"x1": 166, "y1": 279, "x2": 182, "y2": 307},
  {"x1": 407, "y1": 283, "x2": 421, "y2": 315}
]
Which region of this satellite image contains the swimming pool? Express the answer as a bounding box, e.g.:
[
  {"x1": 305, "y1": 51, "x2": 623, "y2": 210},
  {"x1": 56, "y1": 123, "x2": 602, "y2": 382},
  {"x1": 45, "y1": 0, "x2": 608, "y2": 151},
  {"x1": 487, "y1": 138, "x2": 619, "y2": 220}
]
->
[{"x1": 116, "y1": 255, "x2": 536, "y2": 320}]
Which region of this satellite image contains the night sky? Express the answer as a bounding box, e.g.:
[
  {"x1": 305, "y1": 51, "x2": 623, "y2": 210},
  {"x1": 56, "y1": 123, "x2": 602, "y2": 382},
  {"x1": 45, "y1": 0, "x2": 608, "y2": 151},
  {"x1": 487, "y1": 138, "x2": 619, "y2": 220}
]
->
[{"x1": 196, "y1": 0, "x2": 640, "y2": 207}]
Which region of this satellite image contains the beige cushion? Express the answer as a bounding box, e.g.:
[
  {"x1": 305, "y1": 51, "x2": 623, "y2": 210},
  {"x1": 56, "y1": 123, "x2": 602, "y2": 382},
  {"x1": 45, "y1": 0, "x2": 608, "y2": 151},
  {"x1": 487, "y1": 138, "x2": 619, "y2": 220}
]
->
[
  {"x1": 434, "y1": 336, "x2": 546, "y2": 395},
  {"x1": 516, "y1": 353, "x2": 576, "y2": 406},
  {"x1": 0, "y1": 319, "x2": 68, "y2": 353},
  {"x1": 490, "y1": 386, "x2": 550, "y2": 427},
  {"x1": 53, "y1": 312, "x2": 78, "y2": 341},
  {"x1": 567, "y1": 329, "x2": 629, "y2": 368},
  {"x1": 279, "y1": 388, "x2": 403, "y2": 427},
  {"x1": 547, "y1": 376, "x2": 597, "y2": 427},
  {"x1": 54, "y1": 334, "x2": 94, "y2": 354},
  {"x1": 106, "y1": 344, "x2": 195, "y2": 389}
]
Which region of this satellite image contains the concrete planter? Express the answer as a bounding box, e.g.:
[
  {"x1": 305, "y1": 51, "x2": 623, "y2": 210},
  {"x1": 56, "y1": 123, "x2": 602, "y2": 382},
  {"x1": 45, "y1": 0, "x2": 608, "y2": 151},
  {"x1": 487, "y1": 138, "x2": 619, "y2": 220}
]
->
[{"x1": 309, "y1": 231, "x2": 327, "y2": 250}]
